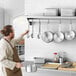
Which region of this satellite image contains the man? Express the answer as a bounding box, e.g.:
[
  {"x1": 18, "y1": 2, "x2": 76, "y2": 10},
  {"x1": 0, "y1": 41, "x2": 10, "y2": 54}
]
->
[{"x1": 0, "y1": 25, "x2": 29, "y2": 76}]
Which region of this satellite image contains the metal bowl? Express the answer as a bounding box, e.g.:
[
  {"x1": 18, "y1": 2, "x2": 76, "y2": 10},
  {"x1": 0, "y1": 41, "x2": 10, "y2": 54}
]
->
[{"x1": 54, "y1": 32, "x2": 64, "y2": 43}]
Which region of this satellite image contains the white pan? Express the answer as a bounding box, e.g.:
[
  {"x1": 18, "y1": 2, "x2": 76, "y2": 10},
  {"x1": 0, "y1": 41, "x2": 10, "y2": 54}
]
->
[
  {"x1": 41, "y1": 31, "x2": 53, "y2": 43},
  {"x1": 65, "y1": 23, "x2": 75, "y2": 40},
  {"x1": 54, "y1": 31, "x2": 64, "y2": 43},
  {"x1": 54, "y1": 23, "x2": 64, "y2": 43},
  {"x1": 65, "y1": 31, "x2": 75, "y2": 40}
]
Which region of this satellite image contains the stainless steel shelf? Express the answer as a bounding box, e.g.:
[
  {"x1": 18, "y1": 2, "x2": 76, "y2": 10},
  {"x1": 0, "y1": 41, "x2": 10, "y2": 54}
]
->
[{"x1": 26, "y1": 15, "x2": 76, "y2": 20}]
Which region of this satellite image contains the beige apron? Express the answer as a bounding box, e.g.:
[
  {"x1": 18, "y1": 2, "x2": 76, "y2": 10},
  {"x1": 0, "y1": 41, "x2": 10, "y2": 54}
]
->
[{"x1": 4, "y1": 39, "x2": 22, "y2": 76}]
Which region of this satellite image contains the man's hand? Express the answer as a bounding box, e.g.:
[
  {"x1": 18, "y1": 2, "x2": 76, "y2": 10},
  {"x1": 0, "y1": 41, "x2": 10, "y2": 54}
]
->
[
  {"x1": 25, "y1": 30, "x2": 29, "y2": 34},
  {"x1": 16, "y1": 62, "x2": 23, "y2": 68},
  {"x1": 21, "y1": 30, "x2": 29, "y2": 37}
]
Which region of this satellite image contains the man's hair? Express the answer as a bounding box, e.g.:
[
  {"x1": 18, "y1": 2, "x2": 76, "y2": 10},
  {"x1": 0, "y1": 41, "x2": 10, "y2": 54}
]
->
[{"x1": 1, "y1": 25, "x2": 13, "y2": 36}]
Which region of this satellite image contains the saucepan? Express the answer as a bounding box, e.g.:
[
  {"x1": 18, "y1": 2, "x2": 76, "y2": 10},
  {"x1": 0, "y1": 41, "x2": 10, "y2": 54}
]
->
[
  {"x1": 54, "y1": 23, "x2": 64, "y2": 43},
  {"x1": 65, "y1": 23, "x2": 75, "y2": 40},
  {"x1": 41, "y1": 31, "x2": 53, "y2": 43},
  {"x1": 54, "y1": 31, "x2": 64, "y2": 43},
  {"x1": 41, "y1": 20, "x2": 54, "y2": 43}
]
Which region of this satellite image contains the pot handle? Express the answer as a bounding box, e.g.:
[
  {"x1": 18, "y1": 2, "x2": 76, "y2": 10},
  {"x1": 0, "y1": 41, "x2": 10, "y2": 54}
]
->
[{"x1": 58, "y1": 19, "x2": 62, "y2": 32}]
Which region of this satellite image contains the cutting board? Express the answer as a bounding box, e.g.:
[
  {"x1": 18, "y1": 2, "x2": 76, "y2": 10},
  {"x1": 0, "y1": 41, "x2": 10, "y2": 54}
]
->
[
  {"x1": 58, "y1": 62, "x2": 76, "y2": 71},
  {"x1": 41, "y1": 63, "x2": 60, "y2": 69},
  {"x1": 58, "y1": 67, "x2": 76, "y2": 71}
]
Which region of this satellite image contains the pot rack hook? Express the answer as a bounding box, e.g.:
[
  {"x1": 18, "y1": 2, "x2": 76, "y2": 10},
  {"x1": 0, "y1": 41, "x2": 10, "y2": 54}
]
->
[
  {"x1": 70, "y1": 18, "x2": 72, "y2": 24},
  {"x1": 29, "y1": 18, "x2": 33, "y2": 25},
  {"x1": 58, "y1": 18, "x2": 62, "y2": 32},
  {"x1": 39, "y1": 19, "x2": 41, "y2": 24},
  {"x1": 47, "y1": 19, "x2": 50, "y2": 24},
  {"x1": 38, "y1": 19, "x2": 41, "y2": 39},
  {"x1": 60, "y1": 18, "x2": 61, "y2": 24},
  {"x1": 69, "y1": 18, "x2": 72, "y2": 31}
]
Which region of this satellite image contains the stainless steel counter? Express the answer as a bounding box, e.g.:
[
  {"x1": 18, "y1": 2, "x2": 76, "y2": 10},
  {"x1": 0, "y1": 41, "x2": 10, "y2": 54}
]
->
[{"x1": 22, "y1": 61, "x2": 76, "y2": 74}]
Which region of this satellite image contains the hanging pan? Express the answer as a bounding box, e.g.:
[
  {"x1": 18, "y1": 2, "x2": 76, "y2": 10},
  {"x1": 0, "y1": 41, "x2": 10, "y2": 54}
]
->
[
  {"x1": 54, "y1": 20, "x2": 64, "y2": 43},
  {"x1": 65, "y1": 20, "x2": 75, "y2": 40},
  {"x1": 41, "y1": 20, "x2": 53, "y2": 43}
]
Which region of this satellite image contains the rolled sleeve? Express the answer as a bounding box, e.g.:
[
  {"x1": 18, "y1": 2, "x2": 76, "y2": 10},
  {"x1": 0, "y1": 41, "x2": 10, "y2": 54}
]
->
[
  {"x1": 12, "y1": 36, "x2": 24, "y2": 45},
  {"x1": 0, "y1": 45, "x2": 16, "y2": 70},
  {"x1": 1, "y1": 59, "x2": 16, "y2": 70}
]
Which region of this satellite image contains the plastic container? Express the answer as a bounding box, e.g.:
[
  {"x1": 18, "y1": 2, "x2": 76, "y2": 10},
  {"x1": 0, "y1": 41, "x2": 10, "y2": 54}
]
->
[
  {"x1": 44, "y1": 8, "x2": 59, "y2": 16},
  {"x1": 61, "y1": 8, "x2": 75, "y2": 16}
]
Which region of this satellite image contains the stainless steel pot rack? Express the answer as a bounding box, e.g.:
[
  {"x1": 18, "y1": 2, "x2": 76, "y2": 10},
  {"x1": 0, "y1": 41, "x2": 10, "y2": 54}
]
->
[{"x1": 26, "y1": 15, "x2": 76, "y2": 20}]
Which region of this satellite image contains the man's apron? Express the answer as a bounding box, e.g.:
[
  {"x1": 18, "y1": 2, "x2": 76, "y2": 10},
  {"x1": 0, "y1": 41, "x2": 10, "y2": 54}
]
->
[{"x1": 4, "y1": 39, "x2": 22, "y2": 76}]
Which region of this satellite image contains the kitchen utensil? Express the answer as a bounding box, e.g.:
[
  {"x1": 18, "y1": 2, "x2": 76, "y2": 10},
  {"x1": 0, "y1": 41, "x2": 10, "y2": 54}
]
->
[
  {"x1": 31, "y1": 19, "x2": 34, "y2": 38},
  {"x1": 59, "y1": 57, "x2": 63, "y2": 64},
  {"x1": 26, "y1": 64, "x2": 37, "y2": 72},
  {"x1": 26, "y1": 64, "x2": 32, "y2": 72},
  {"x1": 41, "y1": 63, "x2": 60, "y2": 69},
  {"x1": 41, "y1": 20, "x2": 53, "y2": 43},
  {"x1": 32, "y1": 64, "x2": 37, "y2": 72},
  {"x1": 54, "y1": 32, "x2": 64, "y2": 43},
  {"x1": 41, "y1": 31, "x2": 53, "y2": 43},
  {"x1": 60, "y1": 62, "x2": 73, "y2": 68},
  {"x1": 65, "y1": 20, "x2": 75, "y2": 40},
  {"x1": 37, "y1": 19, "x2": 41, "y2": 39},
  {"x1": 27, "y1": 19, "x2": 30, "y2": 38},
  {"x1": 54, "y1": 20, "x2": 64, "y2": 43},
  {"x1": 58, "y1": 67, "x2": 76, "y2": 71}
]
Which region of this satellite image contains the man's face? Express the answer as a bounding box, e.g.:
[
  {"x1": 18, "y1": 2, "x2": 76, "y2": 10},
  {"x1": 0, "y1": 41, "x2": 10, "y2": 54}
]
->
[{"x1": 10, "y1": 28, "x2": 15, "y2": 39}]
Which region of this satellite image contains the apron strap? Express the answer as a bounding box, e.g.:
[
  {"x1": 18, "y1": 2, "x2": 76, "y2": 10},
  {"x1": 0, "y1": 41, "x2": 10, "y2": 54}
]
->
[{"x1": 4, "y1": 38, "x2": 21, "y2": 62}]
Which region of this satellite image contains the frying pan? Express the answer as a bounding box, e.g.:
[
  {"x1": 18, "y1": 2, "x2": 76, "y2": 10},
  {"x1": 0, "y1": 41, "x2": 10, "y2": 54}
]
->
[
  {"x1": 41, "y1": 31, "x2": 53, "y2": 43},
  {"x1": 65, "y1": 23, "x2": 75, "y2": 40},
  {"x1": 54, "y1": 23, "x2": 64, "y2": 43},
  {"x1": 41, "y1": 20, "x2": 53, "y2": 43},
  {"x1": 54, "y1": 32, "x2": 64, "y2": 43},
  {"x1": 65, "y1": 31, "x2": 75, "y2": 40}
]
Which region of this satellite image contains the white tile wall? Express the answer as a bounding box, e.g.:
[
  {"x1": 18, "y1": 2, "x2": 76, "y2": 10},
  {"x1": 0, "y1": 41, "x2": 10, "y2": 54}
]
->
[
  {"x1": 25, "y1": 21, "x2": 76, "y2": 61},
  {"x1": 24, "y1": 0, "x2": 76, "y2": 62}
]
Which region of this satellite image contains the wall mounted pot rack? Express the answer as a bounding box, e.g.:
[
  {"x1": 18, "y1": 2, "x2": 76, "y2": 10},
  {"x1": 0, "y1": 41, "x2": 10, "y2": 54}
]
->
[{"x1": 26, "y1": 15, "x2": 76, "y2": 25}]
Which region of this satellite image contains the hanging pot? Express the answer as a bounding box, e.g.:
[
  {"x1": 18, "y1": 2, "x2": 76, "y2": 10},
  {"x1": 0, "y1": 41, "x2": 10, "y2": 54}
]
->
[
  {"x1": 54, "y1": 22, "x2": 64, "y2": 43},
  {"x1": 54, "y1": 32, "x2": 64, "y2": 43},
  {"x1": 65, "y1": 23, "x2": 75, "y2": 40},
  {"x1": 41, "y1": 20, "x2": 53, "y2": 43},
  {"x1": 41, "y1": 31, "x2": 53, "y2": 43},
  {"x1": 65, "y1": 31, "x2": 75, "y2": 40}
]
